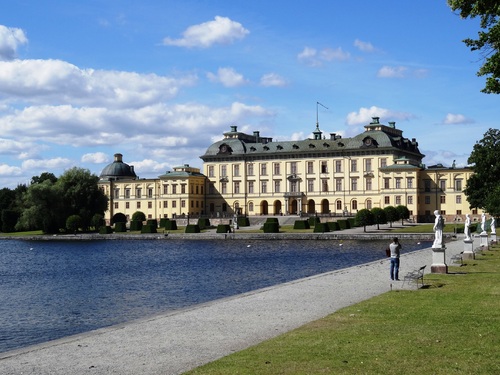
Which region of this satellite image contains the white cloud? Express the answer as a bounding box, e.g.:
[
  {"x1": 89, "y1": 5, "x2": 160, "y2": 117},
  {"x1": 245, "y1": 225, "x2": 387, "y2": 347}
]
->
[
  {"x1": 298, "y1": 46, "x2": 350, "y2": 67},
  {"x1": 0, "y1": 59, "x2": 197, "y2": 108},
  {"x1": 443, "y1": 113, "x2": 474, "y2": 125},
  {"x1": 0, "y1": 25, "x2": 28, "y2": 61},
  {"x1": 0, "y1": 163, "x2": 22, "y2": 176},
  {"x1": 260, "y1": 73, "x2": 287, "y2": 87},
  {"x1": 354, "y1": 39, "x2": 375, "y2": 52},
  {"x1": 207, "y1": 67, "x2": 248, "y2": 87},
  {"x1": 81, "y1": 152, "x2": 109, "y2": 164},
  {"x1": 163, "y1": 16, "x2": 249, "y2": 48},
  {"x1": 21, "y1": 157, "x2": 73, "y2": 171},
  {"x1": 346, "y1": 106, "x2": 414, "y2": 126},
  {"x1": 377, "y1": 66, "x2": 408, "y2": 78}
]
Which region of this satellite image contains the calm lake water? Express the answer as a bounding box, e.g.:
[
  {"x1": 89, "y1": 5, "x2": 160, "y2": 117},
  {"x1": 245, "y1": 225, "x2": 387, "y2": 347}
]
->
[{"x1": 0, "y1": 238, "x2": 430, "y2": 353}]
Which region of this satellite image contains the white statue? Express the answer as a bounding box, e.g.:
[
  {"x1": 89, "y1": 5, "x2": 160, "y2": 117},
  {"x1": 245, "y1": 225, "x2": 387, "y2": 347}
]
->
[
  {"x1": 481, "y1": 213, "x2": 487, "y2": 234},
  {"x1": 491, "y1": 216, "x2": 496, "y2": 235},
  {"x1": 464, "y1": 214, "x2": 471, "y2": 241},
  {"x1": 433, "y1": 210, "x2": 444, "y2": 248}
]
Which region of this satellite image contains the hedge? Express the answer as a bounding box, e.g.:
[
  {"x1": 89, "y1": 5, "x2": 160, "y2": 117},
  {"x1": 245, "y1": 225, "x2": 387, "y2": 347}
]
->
[
  {"x1": 185, "y1": 224, "x2": 201, "y2": 233},
  {"x1": 197, "y1": 218, "x2": 211, "y2": 229},
  {"x1": 114, "y1": 222, "x2": 127, "y2": 232},
  {"x1": 337, "y1": 219, "x2": 351, "y2": 230},
  {"x1": 328, "y1": 221, "x2": 341, "y2": 231},
  {"x1": 265, "y1": 217, "x2": 279, "y2": 224},
  {"x1": 141, "y1": 224, "x2": 157, "y2": 234},
  {"x1": 164, "y1": 220, "x2": 177, "y2": 230},
  {"x1": 308, "y1": 216, "x2": 321, "y2": 227},
  {"x1": 159, "y1": 218, "x2": 169, "y2": 228},
  {"x1": 99, "y1": 226, "x2": 113, "y2": 234},
  {"x1": 237, "y1": 217, "x2": 250, "y2": 227},
  {"x1": 348, "y1": 218, "x2": 357, "y2": 227},
  {"x1": 313, "y1": 223, "x2": 330, "y2": 233},
  {"x1": 146, "y1": 219, "x2": 158, "y2": 228},
  {"x1": 263, "y1": 222, "x2": 280, "y2": 233},
  {"x1": 216, "y1": 224, "x2": 232, "y2": 233},
  {"x1": 293, "y1": 220, "x2": 310, "y2": 230},
  {"x1": 130, "y1": 220, "x2": 143, "y2": 231}
]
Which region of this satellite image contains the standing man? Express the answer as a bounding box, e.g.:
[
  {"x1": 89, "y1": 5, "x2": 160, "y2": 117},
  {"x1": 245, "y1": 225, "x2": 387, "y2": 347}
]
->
[{"x1": 389, "y1": 237, "x2": 401, "y2": 281}]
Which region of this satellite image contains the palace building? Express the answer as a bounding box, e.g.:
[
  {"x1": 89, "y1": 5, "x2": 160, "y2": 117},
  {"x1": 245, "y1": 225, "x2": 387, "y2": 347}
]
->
[{"x1": 98, "y1": 117, "x2": 477, "y2": 224}]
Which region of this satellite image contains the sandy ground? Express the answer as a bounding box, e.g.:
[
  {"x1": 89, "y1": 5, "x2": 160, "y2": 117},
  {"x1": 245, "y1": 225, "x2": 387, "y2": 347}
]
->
[{"x1": 0, "y1": 236, "x2": 466, "y2": 375}]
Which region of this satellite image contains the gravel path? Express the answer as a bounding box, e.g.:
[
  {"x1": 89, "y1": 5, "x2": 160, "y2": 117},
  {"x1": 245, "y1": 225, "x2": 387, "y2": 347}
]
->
[{"x1": 0, "y1": 238, "x2": 465, "y2": 375}]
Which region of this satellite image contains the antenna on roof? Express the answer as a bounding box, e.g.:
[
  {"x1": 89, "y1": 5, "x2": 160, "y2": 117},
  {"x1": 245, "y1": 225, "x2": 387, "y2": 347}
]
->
[{"x1": 316, "y1": 101, "x2": 328, "y2": 128}]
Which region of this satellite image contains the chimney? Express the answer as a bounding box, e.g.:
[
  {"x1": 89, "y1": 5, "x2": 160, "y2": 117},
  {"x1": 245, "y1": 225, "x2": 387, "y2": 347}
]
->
[
  {"x1": 114, "y1": 153, "x2": 123, "y2": 162},
  {"x1": 230, "y1": 125, "x2": 238, "y2": 132},
  {"x1": 253, "y1": 131, "x2": 260, "y2": 142},
  {"x1": 388, "y1": 121, "x2": 396, "y2": 128},
  {"x1": 371, "y1": 117, "x2": 380, "y2": 124}
]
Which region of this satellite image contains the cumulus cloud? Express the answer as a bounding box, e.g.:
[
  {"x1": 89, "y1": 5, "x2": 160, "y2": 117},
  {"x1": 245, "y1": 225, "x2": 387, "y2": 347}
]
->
[
  {"x1": 163, "y1": 16, "x2": 249, "y2": 48},
  {"x1": 443, "y1": 113, "x2": 474, "y2": 125},
  {"x1": 0, "y1": 25, "x2": 28, "y2": 60},
  {"x1": 346, "y1": 106, "x2": 414, "y2": 126},
  {"x1": 354, "y1": 39, "x2": 375, "y2": 52},
  {"x1": 21, "y1": 157, "x2": 73, "y2": 171},
  {"x1": 81, "y1": 152, "x2": 109, "y2": 164},
  {"x1": 377, "y1": 66, "x2": 408, "y2": 78},
  {"x1": 298, "y1": 46, "x2": 350, "y2": 67},
  {"x1": 0, "y1": 59, "x2": 197, "y2": 108},
  {"x1": 0, "y1": 163, "x2": 22, "y2": 176},
  {"x1": 207, "y1": 67, "x2": 248, "y2": 87},
  {"x1": 260, "y1": 73, "x2": 287, "y2": 87}
]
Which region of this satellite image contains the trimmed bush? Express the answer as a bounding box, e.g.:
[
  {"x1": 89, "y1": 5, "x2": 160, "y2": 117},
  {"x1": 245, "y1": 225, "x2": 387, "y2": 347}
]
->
[
  {"x1": 265, "y1": 217, "x2": 279, "y2": 224},
  {"x1": 216, "y1": 224, "x2": 232, "y2": 233},
  {"x1": 348, "y1": 218, "x2": 357, "y2": 228},
  {"x1": 141, "y1": 224, "x2": 157, "y2": 234},
  {"x1": 313, "y1": 223, "x2": 330, "y2": 233},
  {"x1": 308, "y1": 216, "x2": 321, "y2": 227},
  {"x1": 99, "y1": 226, "x2": 113, "y2": 234},
  {"x1": 146, "y1": 219, "x2": 158, "y2": 228},
  {"x1": 237, "y1": 217, "x2": 250, "y2": 227},
  {"x1": 114, "y1": 222, "x2": 127, "y2": 232},
  {"x1": 263, "y1": 222, "x2": 279, "y2": 233},
  {"x1": 185, "y1": 224, "x2": 201, "y2": 233},
  {"x1": 111, "y1": 213, "x2": 127, "y2": 225},
  {"x1": 197, "y1": 218, "x2": 211, "y2": 229},
  {"x1": 328, "y1": 221, "x2": 341, "y2": 231},
  {"x1": 337, "y1": 219, "x2": 350, "y2": 230},
  {"x1": 130, "y1": 220, "x2": 143, "y2": 231},
  {"x1": 293, "y1": 220, "x2": 310, "y2": 230},
  {"x1": 159, "y1": 218, "x2": 170, "y2": 228},
  {"x1": 164, "y1": 220, "x2": 177, "y2": 230}
]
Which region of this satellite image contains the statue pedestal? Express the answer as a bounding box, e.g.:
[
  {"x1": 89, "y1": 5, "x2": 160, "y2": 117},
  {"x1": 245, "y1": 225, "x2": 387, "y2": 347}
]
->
[
  {"x1": 431, "y1": 245, "x2": 447, "y2": 274},
  {"x1": 463, "y1": 239, "x2": 474, "y2": 260},
  {"x1": 491, "y1": 233, "x2": 497, "y2": 244},
  {"x1": 480, "y1": 233, "x2": 489, "y2": 250}
]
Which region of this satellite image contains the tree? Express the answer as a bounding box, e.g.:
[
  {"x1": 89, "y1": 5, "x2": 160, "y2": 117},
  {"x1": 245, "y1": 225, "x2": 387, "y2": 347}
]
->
[
  {"x1": 132, "y1": 211, "x2": 146, "y2": 222},
  {"x1": 448, "y1": 0, "x2": 500, "y2": 94},
  {"x1": 355, "y1": 209, "x2": 374, "y2": 232},
  {"x1": 371, "y1": 207, "x2": 387, "y2": 230},
  {"x1": 464, "y1": 128, "x2": 500, "y2": 214},
  {"x1": 30, "y1": 172, "x2": 57, "y2": 185},
  {"x1": 66, "y1": 214, "x2": 83, "y2": 233},
  {"x1": 395, "y1": 205, "x2": 410, "y2": 225},
  {"x1": 112, "y1": 213, "x2": 127, "y2": 225},
  {"x1": 91, "y1": 213, "x2": 105, "y2": 231},
  {"x1": 383, "y1": 206, "x2": 399, "y2": 228}
]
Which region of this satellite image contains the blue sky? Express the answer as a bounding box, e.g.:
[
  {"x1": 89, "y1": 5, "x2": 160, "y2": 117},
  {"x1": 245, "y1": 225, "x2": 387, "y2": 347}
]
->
[{"x1": 0, "y1": 0, "x2": 497, "y2": 188}]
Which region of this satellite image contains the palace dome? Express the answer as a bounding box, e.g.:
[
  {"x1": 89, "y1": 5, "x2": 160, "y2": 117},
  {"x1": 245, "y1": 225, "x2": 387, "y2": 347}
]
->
[{"x1": 99, "y1": 153, "x2": 137, "y2": 181}]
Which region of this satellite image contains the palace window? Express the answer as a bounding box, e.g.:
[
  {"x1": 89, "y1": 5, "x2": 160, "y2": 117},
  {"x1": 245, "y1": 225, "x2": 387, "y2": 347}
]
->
[
  {"x1": 366, "y1": 178, "x2": 372, "y2": 191},
  {"x1": 274, "y1": 180, "x2": 281, "y2": 193},
  {"x1": 248, "y1": 181, "x2": 254, "y2": 194},
  {"x1": 181, "y1": 185, "x2": 186, "y2": 194},
  {"x1": 407, "y1": 195, "x2": 413, "y2": 205},
  {"x1": 172, "y1": 185, "x2": 177, "y2": 194},
  {"x1": 440, "y1": 195, "x2": 446, "y2": 204},
  {"x1": 439, "y1": 180, "x2": 446, "y2": 191},
  {"x1": 148, "y1": 202, "x2": 152, "y2": 209},
  {"x1": 136, "y1": 188, "x2": 142, "y2": 198},
  {"x1": 395, "y1": 178, "x2": 402, "y2": 189},
  {"x1": 308, "y1": 179, "x2": 314, "y2": 192},
  {"x1": 261, "y1": 181, "x2": 267, "y2": 193},
  {"x1": 384, "y1": 196, "x2": 390, "y2": 204},
  {"x1": 172, "y1": 201, "x2": 176, "y2": 208},
  {"x1": 163, "y1": 185, "x2": 168, "y2": 194},
  {"x1": 148, "y1": 188, "x2": 153, "y2": 198},
  {"x1": 395, "y1": 196, "x2": 401, "y2": 205},
  {"x1": 181, "y1": 200, "x2": 186, "y2": 208},
  {"x1": 350, "y1": 159, "x2": 357, "y2": 172},
  {"x1": 125, "y1": 188, "x2": 130, "y2": 198},
  {"x1": 407, "y1": 178, "x2": 414, "y2": 189},
  {"x1": 336, "y1": 200, "x2": 342, "y2": 210},
  {"x1": 114, "y1": 202, "x2": 119, "y2": 209},
  {"x1": 261, "y1": 163, "x2": 267, "y2": 176},
  {"x1": 455, "y1": 179, "x2": 462, "y2": 191},
  {"x1": 380, "y1": 158, "x2": 387, "y2": 168},
  {"x1": 290, "y1": 162, "x2": 297, "y2": 174},
  {"x1": 384, "y1": 178, "x2": 390, "y2": 189},
  {"x1": 247, "y1": 164, "x2": 254, "y2": 176},
  {"x1": 366, "y1": 199, "x2": 372, "y2": 209},
  {"x1": 351, "y1": 178, "x2": 357, "y2": 191},
  {"x1": 307, "y1": 161, "x2": 314, "y2": 174},
  {"x1": 365, "y1": 159, "x2": 372, "y2": 172},
  {"x1": 234, "y1": 181, "x2": 240, "y2": 194},
  {"x1": 163, "y1": 201, "x2": 168, "y2": 208},
  {"x1": 221, "y1": 165, "x2": 227, "y2": 177},
  {"x1": 113, "y1": 188, "x2": 119, "y2": 199},
  {"x1": 335, "y1": 178, "x2": 342, "y2": 192},
  {"x1": 234, "y1": 164, "x2": 240, "y2": 177},
  {"x1": 137, "y1": 202, "x2": 141, "y2": 209},
  {"x1": 126, "y1": 202, "x2": 129, "y2": 209},
  {"x1": 221, "y1": 182, "x2": 227, "y2": 194},
  {"x1": 352, "y1": 200, "x2": 358, "y2": 211},
  {"x1": 322, "y1": 180, "x2": 328, "y2": 192},
  {"x1": 321, "y1": 161, "x2": 328, "y2": 173},
  {"x1": 335, "y1": 160, "x2": 342, "y2": 173},
  {"x1": 425, "y1": 195, "x2": 431, "y2": 204},
  {"x1": 274, "y1": 163, "x2": 281, "y2": 175},
  {"x1": 456, "y1": 195, "x2": 462, "y2": 204},
  {"x1": 208, "y1": 165, "x2": 215, "y2": 177}
]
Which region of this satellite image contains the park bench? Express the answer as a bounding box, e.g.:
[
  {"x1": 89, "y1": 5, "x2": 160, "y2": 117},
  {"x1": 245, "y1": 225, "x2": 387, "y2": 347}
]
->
[
  {"x1": 402, "y1": 265, "x2": 426, "y2": 289},
  {"x1": 450, "y1": 251, "x2": 464, "y2": 265}
]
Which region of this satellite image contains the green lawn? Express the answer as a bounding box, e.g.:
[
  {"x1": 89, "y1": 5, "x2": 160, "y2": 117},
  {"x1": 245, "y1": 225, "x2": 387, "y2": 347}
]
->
[{"x1": 185, "y1": 246, "x2": 500, "y2": 375}]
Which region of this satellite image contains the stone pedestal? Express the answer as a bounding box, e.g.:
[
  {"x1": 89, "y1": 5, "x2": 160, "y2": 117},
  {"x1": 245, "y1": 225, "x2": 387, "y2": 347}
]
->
[
  {"x1": 491, "y1": 233, "x2": 497, "y2": 244},
  {"x1": 463, "y1": 239, "x2": 474, "y2": 260},
  {"x1": 480, "y1": 233, "x2": 489, "y2": 250},
  {"x1": 431, "y1": 245, "x2": 447, "y2": 273}
]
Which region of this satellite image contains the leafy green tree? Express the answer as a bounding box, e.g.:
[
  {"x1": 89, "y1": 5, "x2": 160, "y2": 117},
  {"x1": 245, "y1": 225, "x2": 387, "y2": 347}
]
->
[
  {"x1": 91, "y1": 213, "x2": 105, "y2": 231},
  {"x1": 464, "y1": 128, "x2": 500, "y2": 215},
  {"x1": 30, "y1": 172, "x2": 57, "y2": 185},
  {"x1": 371, "y1": 207, "x2": 387, "y2": 230},
  {"x1": 355, "y1": 209, "x2": 374, "y2": 232},
  {"x1": 57, "y1": 167, "x2": 108, "y2": 231},
  {"x1": 395, "y1": 205, "x2": 410, "y2": 225},
  {"x1": 132, "y1": 211, "x2": 146, "y2": 222},
  {"x1": 448, "y1": 0, "x2": 500, "y2": 94},
  {"x1": 0, "y1": 188, "x2": 16, "y2": 230},
  {"x1": 66, "y1": 214, "x2": 83, "y2": 233},
  {"x1": 112, "y1": 212, "x2": 127, "y2": 225},
  {"x1": 1, "y1": 209, "x2": 19, "y2": 232},
  {"x1": 383, "y1": 206, "x2": 399, "y2": 228}
]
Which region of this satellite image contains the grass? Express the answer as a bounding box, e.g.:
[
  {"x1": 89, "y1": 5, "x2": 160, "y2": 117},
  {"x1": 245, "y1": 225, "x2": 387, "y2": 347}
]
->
[{"x1": 185, "y1": 246, "x2": 500, "y2": 375}]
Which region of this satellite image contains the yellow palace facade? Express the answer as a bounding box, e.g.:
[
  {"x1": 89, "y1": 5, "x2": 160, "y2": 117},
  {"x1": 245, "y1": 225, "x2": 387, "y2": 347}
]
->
[{"x1": 99, "y1": 117, "x2": 478, "y2": 224}]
